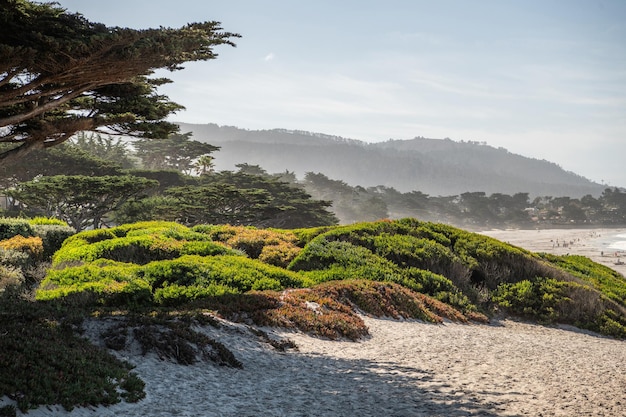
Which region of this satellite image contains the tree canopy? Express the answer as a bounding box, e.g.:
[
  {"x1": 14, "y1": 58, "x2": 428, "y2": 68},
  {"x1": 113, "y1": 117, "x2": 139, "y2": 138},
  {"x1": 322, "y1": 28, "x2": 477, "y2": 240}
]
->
[
  {"x1": 0, "y1": 0, "x2": 238, "y2": 164},
  {"x1": 134, "y1": 133, "x2": 219, "y2": 174},
  {"x1": 8, "y1": 174, "x2": 158, "y2": 230}
]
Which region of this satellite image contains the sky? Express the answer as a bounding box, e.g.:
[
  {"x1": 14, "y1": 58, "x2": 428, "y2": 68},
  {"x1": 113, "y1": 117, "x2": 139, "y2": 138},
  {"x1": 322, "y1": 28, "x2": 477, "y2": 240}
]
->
[{"x1": 55, "y1": 0, "x2": 626, "y2": 187}]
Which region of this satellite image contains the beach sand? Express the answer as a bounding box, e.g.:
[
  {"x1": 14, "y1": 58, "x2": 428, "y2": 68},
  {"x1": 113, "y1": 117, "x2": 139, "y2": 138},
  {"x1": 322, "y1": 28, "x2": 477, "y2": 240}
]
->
[
  {"x1": 8, "y1": 228, "x2": 626, "y2": 417},
  {"x1": 480, "y1": 227, "x2": 626, "y2": 278}
]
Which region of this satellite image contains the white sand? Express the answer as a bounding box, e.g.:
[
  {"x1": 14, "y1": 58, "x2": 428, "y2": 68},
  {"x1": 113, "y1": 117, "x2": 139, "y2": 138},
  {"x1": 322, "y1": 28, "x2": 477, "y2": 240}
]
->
[{"x1": 8, "y1": 228, "x2": 626, "y2": 417}]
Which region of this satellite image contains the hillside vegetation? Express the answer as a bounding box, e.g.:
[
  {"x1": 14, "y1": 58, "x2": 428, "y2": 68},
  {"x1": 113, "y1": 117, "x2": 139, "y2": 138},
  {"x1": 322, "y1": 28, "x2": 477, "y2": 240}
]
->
[
  {"x1": 1, "y1": 217, "x2": 625, "y2": 413},
  {"x1": 177, "y1": 123, "x2": 604, "y2": 198}
]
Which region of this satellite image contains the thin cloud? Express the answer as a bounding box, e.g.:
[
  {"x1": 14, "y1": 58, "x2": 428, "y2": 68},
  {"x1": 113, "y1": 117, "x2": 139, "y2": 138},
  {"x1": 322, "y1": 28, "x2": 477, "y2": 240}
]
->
[{"x1": 264, "y1": 53, "x2": 275, "y2": 62}]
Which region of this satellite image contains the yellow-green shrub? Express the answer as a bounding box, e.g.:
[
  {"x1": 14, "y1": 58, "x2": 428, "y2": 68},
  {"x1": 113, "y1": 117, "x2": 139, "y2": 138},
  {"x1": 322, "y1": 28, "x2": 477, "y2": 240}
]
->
[
  {"x1": 37, "y1": 261, "x2": 150, "y2": 306},
  {"x1": 140, "y1": 254, "x2": 307, "y2": 294},
  {"x1": 27, "y1": 217, "x2": 69, "y2": 226},
  {"x1": 37, "y1": 279, "x2": 152, "y2": 307}
]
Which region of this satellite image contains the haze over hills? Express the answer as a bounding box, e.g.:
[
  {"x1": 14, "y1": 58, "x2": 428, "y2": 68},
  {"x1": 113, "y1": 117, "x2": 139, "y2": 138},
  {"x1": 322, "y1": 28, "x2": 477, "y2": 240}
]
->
[{"x1": 178, "y1": 123, "x2": 605, "y2": 198}]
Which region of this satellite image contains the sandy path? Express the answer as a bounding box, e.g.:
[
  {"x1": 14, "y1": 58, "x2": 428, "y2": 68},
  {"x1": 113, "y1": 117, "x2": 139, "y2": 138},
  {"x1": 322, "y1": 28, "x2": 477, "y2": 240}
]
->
[
  {"x1": 14, "y1": 315, "x2": 625, "y2": 417},
  {"x1": 285, "y1": 317, "x2": 626, "y2": 417}
]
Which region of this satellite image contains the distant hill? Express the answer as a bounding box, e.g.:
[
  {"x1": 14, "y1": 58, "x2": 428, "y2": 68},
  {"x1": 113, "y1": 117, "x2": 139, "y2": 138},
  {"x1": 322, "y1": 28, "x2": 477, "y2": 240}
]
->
[{"x1": 177, "y1": 123, "x2": 605, "y2": 198}]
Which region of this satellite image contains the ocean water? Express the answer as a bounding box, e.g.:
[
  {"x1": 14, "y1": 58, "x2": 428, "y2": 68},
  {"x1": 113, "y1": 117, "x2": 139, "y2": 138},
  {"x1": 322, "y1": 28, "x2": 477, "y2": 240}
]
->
[
  {"x1": 608, "y1": 233, "x2": 626, "y2": 252},
  {"x1": 598, "y1": 230, "x2": 626, "y2": 254}
]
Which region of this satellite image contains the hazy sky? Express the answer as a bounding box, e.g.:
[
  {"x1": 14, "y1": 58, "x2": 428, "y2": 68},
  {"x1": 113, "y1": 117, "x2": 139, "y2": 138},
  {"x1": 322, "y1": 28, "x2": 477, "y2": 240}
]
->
[{"x1": 55, "y1": 0, "x2": 626, "y2": 187}]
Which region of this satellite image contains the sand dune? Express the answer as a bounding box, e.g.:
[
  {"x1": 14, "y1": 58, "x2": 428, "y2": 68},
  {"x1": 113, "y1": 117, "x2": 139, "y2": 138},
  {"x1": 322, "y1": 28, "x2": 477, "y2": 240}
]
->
[{"x1": 11, "y1": 228, "x2": 626, "y2": 417}]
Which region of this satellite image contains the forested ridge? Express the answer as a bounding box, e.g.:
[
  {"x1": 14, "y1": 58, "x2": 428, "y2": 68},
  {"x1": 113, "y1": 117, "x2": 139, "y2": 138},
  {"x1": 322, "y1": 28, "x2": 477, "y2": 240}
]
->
[
  {"x1": 2, "y1": 132, "x2": 625, "y2": 230},
  {"x1": 177, "y1": 123, "x2": 606, "y2": 198}
]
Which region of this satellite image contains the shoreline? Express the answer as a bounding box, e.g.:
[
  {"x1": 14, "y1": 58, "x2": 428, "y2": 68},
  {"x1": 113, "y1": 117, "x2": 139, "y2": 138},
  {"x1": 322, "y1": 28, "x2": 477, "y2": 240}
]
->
[{"x1": 479, "y1": 227, "x2": 626, "y2": 277}]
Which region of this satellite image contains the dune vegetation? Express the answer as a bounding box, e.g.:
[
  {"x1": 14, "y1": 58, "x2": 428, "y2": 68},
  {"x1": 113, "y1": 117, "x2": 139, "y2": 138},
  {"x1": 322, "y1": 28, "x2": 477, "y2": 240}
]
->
[{"x1": 1, "y1": 217, "x2": 625, "y2": 413}]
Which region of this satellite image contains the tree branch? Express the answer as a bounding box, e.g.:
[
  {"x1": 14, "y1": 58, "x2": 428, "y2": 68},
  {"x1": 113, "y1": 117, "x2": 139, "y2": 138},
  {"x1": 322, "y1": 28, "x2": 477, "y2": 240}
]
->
[
  {"x1": 0, "y1": 67, "x2": 24, "y2": 89},
  {"x1": 0, "y1": 83, "x2": 97, "y2": 127}
]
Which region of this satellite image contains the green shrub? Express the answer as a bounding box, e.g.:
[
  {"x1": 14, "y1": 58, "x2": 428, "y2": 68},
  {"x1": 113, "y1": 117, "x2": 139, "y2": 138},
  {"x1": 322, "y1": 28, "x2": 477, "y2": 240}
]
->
[
  {"x1": 30, "y1": 224, "x2": 75, "y2": 259},
  {"x1": 53, "y1": 222, "x2": 234, "y2": 266},
  {"x1": 540, "y1": 253, "x2": 626, "y2": 308},
  {"x1": 290, "y1": 231, "x2": 476, "y2": 312},
  {"x1": 179, "y1": 240, "x2": 237, "y2": 257},
  {"x1": 153, "y1": 283, "x2": 238, "y2": 306},
  {"x1": 372, "y1": 233, "x2": 461, "y2": 276},
  {"x1": 43, "y1": 260, "x2": 140, "y2": 286},
  {"x1": 0, "y1": 299, "x2": 145, "y2": 412},
  {"x1": 288, "y1": 239, "x2": 380, "y2": 271},
  {"x1": 0, "y1": 217, "x2": 33, "y2": 240},
  {"x1": 493, "y1": 278, "x2": 574, "y2": 322},
  {"x1": 141, "y1": 255, "x2": 307, "y2": 295},
  {"x1": 117, "y1": 221, "x2": 191, "y2": 236},
  {"x1": 597, "y1": 310, "x2": 626, "y2": 339},
  {"x1": 290, "y1": 225, "x2": 336, "y2": 245},
  {"x1": 59, "y1": 228, "x2": 118, "y2": 248},
  {"x1": 37, "y1": 278, "x2": 152, "y2": 307}
]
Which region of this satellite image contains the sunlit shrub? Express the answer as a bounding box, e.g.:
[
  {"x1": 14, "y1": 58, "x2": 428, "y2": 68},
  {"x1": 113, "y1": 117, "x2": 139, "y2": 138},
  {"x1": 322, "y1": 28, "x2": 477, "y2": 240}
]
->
[
  {"x1": 179, "y1": 240, "x2": 237, "y2": 257},
  {"x1": 196, "y1": 225, "x2": 301, "y2": 263},
  {"x1": 290, "y1": 225, "x2": 336, "y2": 245},
  {"x1": 43, "y1": 259, "x2": 139, "y2": 286},
  {"x1": 493, "y1": 278, "x2": 575, "y2": 322},
  {"x1": 54, "y1": 222, "x2": 234, "y2": 266},
  {"x1": 598, "y1": 310, "x2": 626, "y2": 339},
  {"x1": 37, "y1": 260, "x2": 151, "y2": 306},
  {"x1": 493, "y1": 276, "x2": 626, "y2": 338},
  {"x1": 540, "y1": 253, "x2": 626, "y2": 308},
  {"x1": 37, "y1": 276, "x2": 152, "y2": 307},
  {"x1": 0, "y1": 235, "x2": 44, "y2": 259},
  {"x1": 125, "y1": 222, "x2": 202, "y2": 239},
  {"x1": 54, "y1": 235, "x2": 184, "y2": 265},
  {"x1": 141, "y1": 254, "x2": 306, "y2": 294},
  {"x1": 258, "y1": 242, "x2": 301, "y2": 267},
  {"x1": 153, "y1": 283, "x2": 237, "y2": 306},
  {"x1": 27, "y1": 216, "x2": 68, "y2": 226},
  {"x1": 288, "y1": 239, "x2": 380, "y2": 271},
  {"x1": 60, "y1": 228, "x2": 118, "y2": 249}
]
